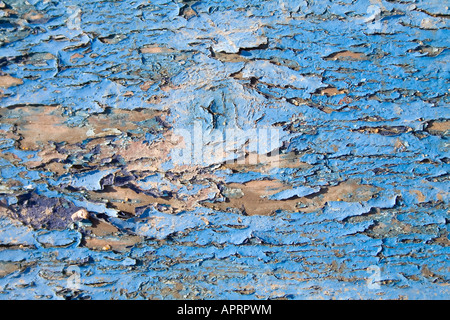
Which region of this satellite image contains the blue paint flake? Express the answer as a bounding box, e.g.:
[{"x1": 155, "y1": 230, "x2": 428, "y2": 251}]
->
[{"x1": 0, "y1": 0, "x2": 448, "y2": 300}]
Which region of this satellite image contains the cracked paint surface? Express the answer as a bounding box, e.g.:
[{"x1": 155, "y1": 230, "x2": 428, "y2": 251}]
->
[{"x1": 0, "y1": 0, "x2": 449, "y2": 299}]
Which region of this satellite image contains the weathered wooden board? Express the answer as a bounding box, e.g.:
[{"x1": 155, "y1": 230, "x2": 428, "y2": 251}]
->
[{"x1": 0, "y1": 0, "x2": 448, "y2": 300}]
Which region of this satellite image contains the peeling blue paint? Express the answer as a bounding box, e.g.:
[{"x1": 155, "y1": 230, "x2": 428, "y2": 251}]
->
[{"x1": 0, "y1": 0, "x2": 449, "y2": 300}]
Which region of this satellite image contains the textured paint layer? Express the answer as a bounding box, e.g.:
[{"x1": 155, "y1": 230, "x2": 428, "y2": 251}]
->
[{"x1": 0, "y1": 0, "x2": 449, "y2": 300}]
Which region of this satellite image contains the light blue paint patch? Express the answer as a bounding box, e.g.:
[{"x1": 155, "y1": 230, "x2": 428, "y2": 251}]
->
[
  {"x1": 1, "y1": 166, "x2": 26, "y2": 179},
  {"x1": 0, "y1": 215, "x2": 36, "y2": 247},
  {"x1": 122, "y1": 257, "x2": 136, "y2": 266},
  {"x1": 0, "y1": 249, "x2": 32, "y2": 262},
  {"x1": 224, "y1": 171, "x2": 270, "y2": 184},
  {"x1": 0, "y1": 157, "x2": 11, "y2": 166},
  {"x1": 26, "y1": 171, "x2": 41, "y2": 181},
  {"x1": 71, "y1": 198, "x2": 118, "y2": 217},
  {"x1": 35, "y1": 230, "x2": 81, "y2": 248},
  {"x1": 0, "y1": 0, "x2": 448, "y2": 300},
  {"x1": 267, "y1": 186, "x2": 320, "y2": 200},
  {"x1": 56, "y1": 169, "x2": 117, "y2": 191}
]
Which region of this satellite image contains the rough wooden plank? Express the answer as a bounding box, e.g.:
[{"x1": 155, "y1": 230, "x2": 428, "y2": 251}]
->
[{"x1": 0, "y1": 0, "x2": 448, "y2": 300}]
